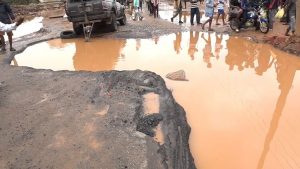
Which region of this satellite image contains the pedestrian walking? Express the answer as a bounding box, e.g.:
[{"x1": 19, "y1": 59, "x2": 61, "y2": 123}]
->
[
  {"x1": 171, "y1": 0, "x2": 184, "y2": 23},
  {"x1": 190, "y1": 0, "x2": 201, "y2": 25},
  {"x1": 201, "y1": 0, "x2": 215, "y2": 31},
  {"x1": 0, "y1": 0, "x2": 16, "y2": 52},
  {"x1": 152, "y1": 0, "x2": 159, "y2": 18},
  {"x1": 133, "y1": 0, "x2": 144, "y2": 20},
  {"x1": 284, "y1": 0, "x2": 296, "y2": 36},
  {"x1": 216, "y1": 0, "x2": 226, "y2": 25}
]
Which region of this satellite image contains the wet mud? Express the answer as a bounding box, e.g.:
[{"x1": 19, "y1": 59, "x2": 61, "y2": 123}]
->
[
  {"x1": 11, "y1": 32, "x2": 300, "y2": 169},
  {"x1": 1, "y1": 1, "x2": 300, "y2": 168}
]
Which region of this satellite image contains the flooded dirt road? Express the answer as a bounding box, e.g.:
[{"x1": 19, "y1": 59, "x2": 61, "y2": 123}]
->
[{"x1": 12, "y1": 32, "x2": 300, "y2": 169}]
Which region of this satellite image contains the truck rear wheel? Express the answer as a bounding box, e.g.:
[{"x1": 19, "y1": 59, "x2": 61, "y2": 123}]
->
[
  {"x1": 109, "y1": 13, "x2": 118, "y2": 32},
  {"x1": 73, "y1": 23, "x2": 83, "y2": 35},
  {"x1": 119, "y1": 13, "x2": 127, "y2": 25}
]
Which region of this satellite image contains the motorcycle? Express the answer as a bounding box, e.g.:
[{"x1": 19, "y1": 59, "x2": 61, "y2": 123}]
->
[{"x1": 229, "y1": 3, "x2": 269, "y2": 34}]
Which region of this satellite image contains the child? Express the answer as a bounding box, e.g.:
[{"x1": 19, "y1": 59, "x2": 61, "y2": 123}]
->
[
  {"x1": 133, "y1": 0, "x2": 144, "y2": 20},
  {"x1": 216, "y1": 0, "x2": 226, "y2": 25},
  {"x1": 201, "y1": 0, "x2": 215, "y2": 31}
]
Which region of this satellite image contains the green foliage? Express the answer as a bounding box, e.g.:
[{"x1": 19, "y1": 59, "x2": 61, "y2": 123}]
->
[{"x1": 5, "y1": 0, "x2": 39, "y2": 5}]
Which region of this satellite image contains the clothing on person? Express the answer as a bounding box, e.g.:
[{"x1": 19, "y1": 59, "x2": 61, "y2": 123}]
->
[
  {"x1": 0, "y1": 1, "x2": 15, "y2": 24},
  {"x1": 0, "y1": 21, "x2": 16, "y2": 32},
  {"x1": 146, "y1": 0, "x2": 153, "y2": 15},
  {"x1": 134, "y1": 0, "x2": 140, "y2": 8},
  {"x1": 285, "y1": 0, "x2": 296, "y2": 34},
  {"x1": 191, "y1": 8, "x2": 200, "y2": 24},
  {"x1": 0, "y1": 1, "x2": 16, "y2": 51},
  {"x1": 205, "y1": 0, "x2": 214, "y2": 17},
  {"x1": 151, "y1": 0, "x2": 159, "y2": 17},
  {"x1": 133, "y1": 0, "x2": 143, "y2": 20},
  {"x1": 217, "y1": 0, "x2": 225, "y2": 14},
  {"x1": 190, "y1": 0, "x2": 199, "y2": 8},
  {"x1": 139, "y1": 0, "x2": 143, "y2": 11},
  {"x1": 171, "y1": 0, "x2": 183, "y2": 23},
  {"x1": 190, "y1": 0, "x2": 200, "y2": 24},
  {"x1": 217, "y1": 0, "x2": 225, "y2": 9},
  {"x1": 268, "y1": 0, "x2": 280, "y2": 29}
]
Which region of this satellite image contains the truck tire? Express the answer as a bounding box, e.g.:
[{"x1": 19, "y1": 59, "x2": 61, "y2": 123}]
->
[
  {"x1": 119, "y1": 13, "x2": 127, "y2": 25},
  {"x1": 109, "y1": 13, "x2": 118, "y2": 32},
  {"x1": 73, "y1": 23, "x2": 83, "y2": 35},
  {"x1": 60, "y1": 30, "x2": 76, "y2": 39}
]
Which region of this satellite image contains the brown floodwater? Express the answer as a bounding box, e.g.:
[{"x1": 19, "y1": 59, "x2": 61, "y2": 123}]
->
[{"x1": 12, "y1": 32, "x2": 300, "y2": 169}]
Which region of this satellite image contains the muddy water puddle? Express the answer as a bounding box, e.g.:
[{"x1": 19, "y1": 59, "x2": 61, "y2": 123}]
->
[{"x1": 12, "y1": 32, "x2": 300, "y2": 169}]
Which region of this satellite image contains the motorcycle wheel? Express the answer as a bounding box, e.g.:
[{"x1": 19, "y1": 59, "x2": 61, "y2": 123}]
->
[
  {"x1": 230, "y1": 18, "x2": 240, "y2": 33},
  {"x1": 259, "y1": 21, "x2": 269, "y2": 34}
]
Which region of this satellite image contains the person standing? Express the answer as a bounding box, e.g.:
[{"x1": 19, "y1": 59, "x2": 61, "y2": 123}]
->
[
  {"x1": 190, "y1": 0, "x2": 201, "y2": 25},
  {"x1": 268, "y1": 0, "x2": 280, "y2": 30},
  {"x1": 139, "y1": 0, "x2": 143, "y2": 12},
  {"x1": 0, "y1": 0, "x2": 16, "y2": 52},
  {"x1": 146, "y1": 0, "x2": 153, "y2": 15},
  {"x1": 152, "y1": 0, "x2": 159, "y2": 18},
  {"x1": 202, "y1": 0, "x2": 215, "y2": 31},
  {"x1": 171, "y1": 0, "x2": 184, "y2": 23},
  {"x1": 284, "y1": 0, "x2": 296, "y2": 36},
  {"x1": 133, "y1": 0, "x2": 144, "y2": 20},
  {"x1": 216, "y1": 0, "x2": 226, "y2": 25}
]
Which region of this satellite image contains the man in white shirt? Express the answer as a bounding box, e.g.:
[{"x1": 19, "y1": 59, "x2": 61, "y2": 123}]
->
[{"x1": 0, "y1": 17, "x2": 23, "y2": 52}]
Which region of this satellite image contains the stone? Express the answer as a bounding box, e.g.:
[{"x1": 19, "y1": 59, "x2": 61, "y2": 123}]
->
[{"x1": 166, "y1": 70, "x2": 188, "y2": 81}]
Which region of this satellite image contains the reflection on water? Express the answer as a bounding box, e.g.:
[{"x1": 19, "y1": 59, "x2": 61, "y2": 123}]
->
[
  {"x1": 143, "y1": 93, "x2": 160, "y2": 115},
  {"x1": 12, "y1": 32, "x2": 300, "y2": 169}
]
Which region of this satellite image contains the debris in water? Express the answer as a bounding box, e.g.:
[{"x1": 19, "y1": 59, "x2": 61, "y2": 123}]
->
[{"x1": 166, "y1": 70, "x2": 188, "y2": 81}]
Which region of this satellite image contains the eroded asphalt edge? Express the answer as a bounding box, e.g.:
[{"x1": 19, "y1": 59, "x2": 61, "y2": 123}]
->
[{"x1": 0, "y1": 16, "x2": 196, "y2": 168}]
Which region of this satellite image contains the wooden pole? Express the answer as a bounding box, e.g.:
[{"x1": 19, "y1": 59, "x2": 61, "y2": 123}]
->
[{"x1": 296, "y1": 0, "x2": 300, "y2": 35}]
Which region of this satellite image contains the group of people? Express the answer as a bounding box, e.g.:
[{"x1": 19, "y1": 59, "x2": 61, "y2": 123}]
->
[
  {"x1": 0, "y1": 0, "x2": 24, "y2": 53},
  {"x1": 169, "y1": 0, "x2": 296, "y2": 35},
  {"x1": 128, "y1": 0, "x2": 160, "y2": 20},
  {"x1": 129, "y1": 0, "x2": 226, "y2": 27},
  {"x1": 170, "y1": 0, "x2": 227, "y2": 30},
  {"x1": 230, "y1": 0, "x2": 296, "y2": 35}
]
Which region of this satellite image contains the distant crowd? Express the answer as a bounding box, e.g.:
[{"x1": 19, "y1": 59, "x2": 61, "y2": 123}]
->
[{"x1": 127, "y1": 0, "x2": 297, "y2": 35}]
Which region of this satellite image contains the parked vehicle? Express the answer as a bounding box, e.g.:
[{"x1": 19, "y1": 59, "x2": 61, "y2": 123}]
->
[
  {"x1": 229, "y1": 3, "x2": 269, "y2": 33},
  {"x1": 64, "y1": 0, "x2": 127, "y2": 40}
]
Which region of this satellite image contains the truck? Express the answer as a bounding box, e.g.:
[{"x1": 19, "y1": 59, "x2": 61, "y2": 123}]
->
[{"x1": 64, "y1": 0, "x2": 127, "y2": 40}]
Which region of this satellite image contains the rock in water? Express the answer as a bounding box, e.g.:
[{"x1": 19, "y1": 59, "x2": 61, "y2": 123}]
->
[{"x1": 166, "y1": 70, "x2": 188, "y2": 81}]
